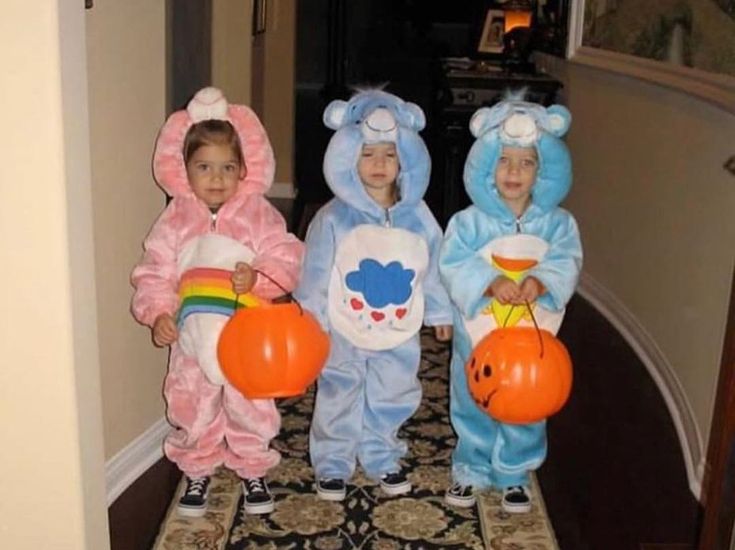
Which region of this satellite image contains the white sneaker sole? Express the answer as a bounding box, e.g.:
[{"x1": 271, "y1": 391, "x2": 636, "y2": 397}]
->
[
  {"x1": 501, "y1": 500, "x2": 532, "y2": 514},
  {"x1": 315, "y1": 488, "x2": 346, "y2": 501},
  {"x1": 444, "y1": 493, "x2": 476, "y2": 508},
  {"x1": 176, "y1": 504, "x2": 207, "y2": 517},
  {"x1": 380, "y1": 482, "x2": 411, "y2": 496},
  {"x1": 243, "y1": 500, "x2": 275, "y2": 514}
]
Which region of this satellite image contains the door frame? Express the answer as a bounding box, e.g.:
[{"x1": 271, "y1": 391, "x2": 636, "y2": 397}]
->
[{"x1": 699, "y1": 268, "x2": 735, "y2": 549}]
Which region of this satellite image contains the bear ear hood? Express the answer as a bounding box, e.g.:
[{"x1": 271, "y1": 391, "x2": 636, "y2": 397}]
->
[
  {"x1": 152, "y1": 87, "x2": 275, "y2": 199},
  {"x1": 322, "y1": 89, "x2": 431, "y2": 216},
  {"x1": 464, "y1": 97, "x2": 573, "y2": 219}
]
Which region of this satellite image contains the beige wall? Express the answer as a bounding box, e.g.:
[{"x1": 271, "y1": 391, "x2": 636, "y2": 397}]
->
[
  {"x1": 212, "y1": 0, "x2": 254, "y2": 106},
  {"x1": 213, "y1": 0, "x2": 294, "y2": 193},
  {"x1": 1, "y1": 1, "x2": 108, "y2": 548},
  {"x1": 542, "y1": 56, "x2": 735, "y2": 478},
  {"x1": 255, "y1": 0, "x2": 296, "y2": 189},
  {"x1": 86, "y1": 2, "x2": 169, "y2": 458}
]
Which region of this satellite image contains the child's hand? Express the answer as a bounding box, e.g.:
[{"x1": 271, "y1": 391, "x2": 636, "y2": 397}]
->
[
  {"x1": 434, "y1": 325, "x2": 453, "y2": 342},
  {"x1": 486, "y1": 276, "x2": 521, "y2": 305},
  {"x1": 232, "y1": 262, "x2": 256, "y2": 294},
  {"x1": 152, "y1": 313, "x2": 178, "y2": 347},
  {"x1": 518, "y1": 276, "x2": 544, "y2": 304}
]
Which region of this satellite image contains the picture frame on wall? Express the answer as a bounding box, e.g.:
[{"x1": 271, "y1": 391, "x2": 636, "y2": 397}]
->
[
  {"x1": 478, "y1": 9, "x2": 506, "y2": 54},
  {"x1": 253, "y1": 0, "x2": 267, "y2": 35},
  {"x1": 566, "y1": 0, "x2": 735, "y2": 114}
]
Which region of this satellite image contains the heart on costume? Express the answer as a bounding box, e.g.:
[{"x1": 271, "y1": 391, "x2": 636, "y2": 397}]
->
[
  {"x1": 350, "y1": 298, "x2": 364, "y2": 310},
  {"x1": 395, "y1": 308, "x2": 407, "y2": 319},
  {"x1": 371, "y1": 311, "x2": 385, "y2": 321}
]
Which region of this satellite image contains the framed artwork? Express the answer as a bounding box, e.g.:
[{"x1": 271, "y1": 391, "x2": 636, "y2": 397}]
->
[
  {"x1": 253, "y1": 0, "x2": 267, "y2": 35},
  {"x1": 478, "y1": 9, "x2": 506, "y2": 54},
  {"x1": 567, "y1": 0, "x2": 735, "y2": 113}
]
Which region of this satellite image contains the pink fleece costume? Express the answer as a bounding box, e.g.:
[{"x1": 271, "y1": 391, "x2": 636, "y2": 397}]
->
[{"x1": 131, "y1": 88, "x2": 303, "y2": 479}]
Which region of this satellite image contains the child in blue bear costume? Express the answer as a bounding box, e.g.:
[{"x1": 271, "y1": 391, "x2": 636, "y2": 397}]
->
[
  {"x1": 294, "y1": 89, "x2": 453, "y2": 501},
  {"x1": 439, "y1": 95, "x2": 582, "y2": 513}
]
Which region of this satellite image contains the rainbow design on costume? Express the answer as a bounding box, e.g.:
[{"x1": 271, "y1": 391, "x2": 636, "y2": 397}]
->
[{"x1": 177, "y1": 267, "x2": 259, "y2": 327}]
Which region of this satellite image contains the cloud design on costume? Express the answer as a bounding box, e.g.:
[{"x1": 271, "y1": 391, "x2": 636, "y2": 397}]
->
[{"x1": 346, "y1": 259, "x2": 415, "y2": 308}]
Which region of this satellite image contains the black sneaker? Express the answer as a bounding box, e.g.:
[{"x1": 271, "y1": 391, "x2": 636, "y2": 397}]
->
[
  {"x1": 241, "y1": 477, "x2": 275, "y2": 514},
  {"x1": 379, "y1": 470, "x2": 411, "y2": 496},
  {"x1": 315, "y1": 478, "x2": 346, "y2": 501},
  {"x1": 501, "y1": 485, "x2": 531, "y2": 514},
  {"x1": 177, "y1": 476, "x2": 210, "y2": 517},
  {"x1": 444, "y1": 482, "x2": 476, "y2": 508}
]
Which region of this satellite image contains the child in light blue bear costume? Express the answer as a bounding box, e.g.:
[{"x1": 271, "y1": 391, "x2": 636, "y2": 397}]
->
[
  {"x1": 439, "y1": 95, "x2": 582, "y2": 513},
  {"x1": 294, "y1": 89, "x2": 453, "y2": 501}
]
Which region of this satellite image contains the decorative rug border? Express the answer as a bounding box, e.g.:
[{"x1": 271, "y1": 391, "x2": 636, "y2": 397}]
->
[{"x1": 477, "y1": 473, "x2": 559, "y2": 549}]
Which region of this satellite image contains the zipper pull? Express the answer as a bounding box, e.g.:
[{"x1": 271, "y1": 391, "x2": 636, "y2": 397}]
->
[
  {"x1": 384, "y1": 209, "x2": 391, "y2": 227},
  {"x1": 211, "y1": 211, "x2": 218, "y2": 230},
  {"x1": 515, "y1": 217, "x2": 522, "y2": 233}
]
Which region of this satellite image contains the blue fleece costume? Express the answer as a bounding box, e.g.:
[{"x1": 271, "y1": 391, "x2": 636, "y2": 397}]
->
[
  {"x1": 294, "y1": 90, "x2": 453, "y2": 481},
  {"x1": 439, "y1": 99, "x2": 583, "y2": 490}
]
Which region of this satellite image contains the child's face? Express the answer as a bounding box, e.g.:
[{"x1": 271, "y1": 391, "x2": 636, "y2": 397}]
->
[
  {"x1": 495, "y1": 146, "x2": 538, "y2": 214},
  {"x1": 186, "y1": 143, "x2": 244, "y2": 209},
  {"x1": 357, "y1": 142, "x2": 399, "y2": 194}
]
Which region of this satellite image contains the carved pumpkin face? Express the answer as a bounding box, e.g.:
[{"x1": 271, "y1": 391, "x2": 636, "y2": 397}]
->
[
  {"x1": 217, "y1": 302, "x2": 330, "y2": 398},
  {"x1": 466, "y1": 327, "x2": 572, "y2": 424}
]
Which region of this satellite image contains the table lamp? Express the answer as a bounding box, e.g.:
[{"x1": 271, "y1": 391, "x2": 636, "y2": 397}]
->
[{"x1": 502, "y1": 0, "x2": 535, "y2": 72}]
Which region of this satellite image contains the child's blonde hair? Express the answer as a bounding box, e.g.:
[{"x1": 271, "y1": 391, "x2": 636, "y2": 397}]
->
[{"x1": 183, "y1": 120, "x2": 244, "y2": 167}]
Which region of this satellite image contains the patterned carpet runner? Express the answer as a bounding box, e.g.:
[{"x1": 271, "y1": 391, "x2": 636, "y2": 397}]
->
[{"x1": 153, "y1": 331, "x2": 558, "y2": 549}]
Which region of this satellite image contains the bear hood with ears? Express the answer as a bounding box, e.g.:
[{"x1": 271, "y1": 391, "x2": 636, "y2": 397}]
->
[
  {"x1": 322, "y1": 89, "x2": 431, "y2": 218},
  {"x1": 152, "y1": 87, "x2": 275, "y2": 200},
  {"x1": 463, "y1": 95, "x2": 573, "y2": 220}
]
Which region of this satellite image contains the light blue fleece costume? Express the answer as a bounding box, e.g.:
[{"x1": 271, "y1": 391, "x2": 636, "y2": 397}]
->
[
  {"x1": 294, "y1": 90, "x2": 453, "y2": 481},
  {"x1": 439, "y1": 98, "x2": 583, "y2": 490}
]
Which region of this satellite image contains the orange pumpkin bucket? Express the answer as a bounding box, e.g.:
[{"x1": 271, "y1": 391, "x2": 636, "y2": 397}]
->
[
  {"x1": 218, "y1": 300, "x2": 329, "y2": 398},
  {"x1": 466, "y1": 303, "x2": 572, "y2": 424},
  {"x1": 217, "y1": 271, "x2": 330, "y2": 399}
]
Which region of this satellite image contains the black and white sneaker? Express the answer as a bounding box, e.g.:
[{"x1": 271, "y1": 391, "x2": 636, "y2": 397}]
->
[
  {"x1": 501, "y1": 485, "x2": 531, "y2": 514},
  {"x1": 241, "y1": 477, "x2": 275, "y2": 514},
  {"x1": 177, "y1": 476, "x2": 210, "y2": 517},
  {"x1": 379, "y1": 470, "x2": 411, "y2": 496},
  {"x1": 444, "y1": 482, "x2": 476, "y2": 508},
  {"x1": 315, "y1": 478, "x2": 346, "y2": 501}
]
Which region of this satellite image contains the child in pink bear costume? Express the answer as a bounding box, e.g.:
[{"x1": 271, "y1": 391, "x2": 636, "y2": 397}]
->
[{"x1": 131, "y1": 87, "x2": 303, "y2": 517}]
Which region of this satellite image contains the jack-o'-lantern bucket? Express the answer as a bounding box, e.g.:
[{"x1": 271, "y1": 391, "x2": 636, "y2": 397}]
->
[{"x1": 466, "y1": 308, "x2": 572, "y2": 424}]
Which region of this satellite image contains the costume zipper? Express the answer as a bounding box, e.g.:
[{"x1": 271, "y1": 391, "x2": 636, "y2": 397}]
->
[
  {"x1": 515, "y1": 217, "x2": 522, "y2": 233},
  {"x1": 210, "y1": 211, "x2": 218, "y2": 231},
  {"x1": 384, "y1": 208, "x2": 391, "y2": 227}
]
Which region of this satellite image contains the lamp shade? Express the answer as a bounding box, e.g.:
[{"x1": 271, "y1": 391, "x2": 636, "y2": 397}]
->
[{"x1": 503, "y1": 0, "x2": 533, "y2": 32}]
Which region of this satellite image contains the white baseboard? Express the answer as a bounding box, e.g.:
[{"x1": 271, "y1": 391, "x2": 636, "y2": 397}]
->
[
  {"x1": 577, "y1": 272, "x2": 705, "y2": 499},
  {"x1": 105, "y1": 417, "x2": 169, "y2": 506},
  {"x1": 267, "y1": 181, "x2": 296, "y2": 199}
]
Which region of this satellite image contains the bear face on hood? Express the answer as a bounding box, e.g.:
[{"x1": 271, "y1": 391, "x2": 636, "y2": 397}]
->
[
  {"x1": 321, "y1": 89, "x2": 431, "y2": 218},
  {"x1": 464, "y1": 96, "x2": 572, "y2": 220},
  {"x1": 152, "y1": 87, "x2": 275, "y2": 202}
]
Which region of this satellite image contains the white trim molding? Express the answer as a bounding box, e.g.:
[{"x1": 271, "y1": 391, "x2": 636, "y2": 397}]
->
[
  {"x1": 578, "y1": 272, "x2": 705, "y2": 499},
  {"x1": 105, "y1": 417, "x2": 169, "y2": 506}
]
